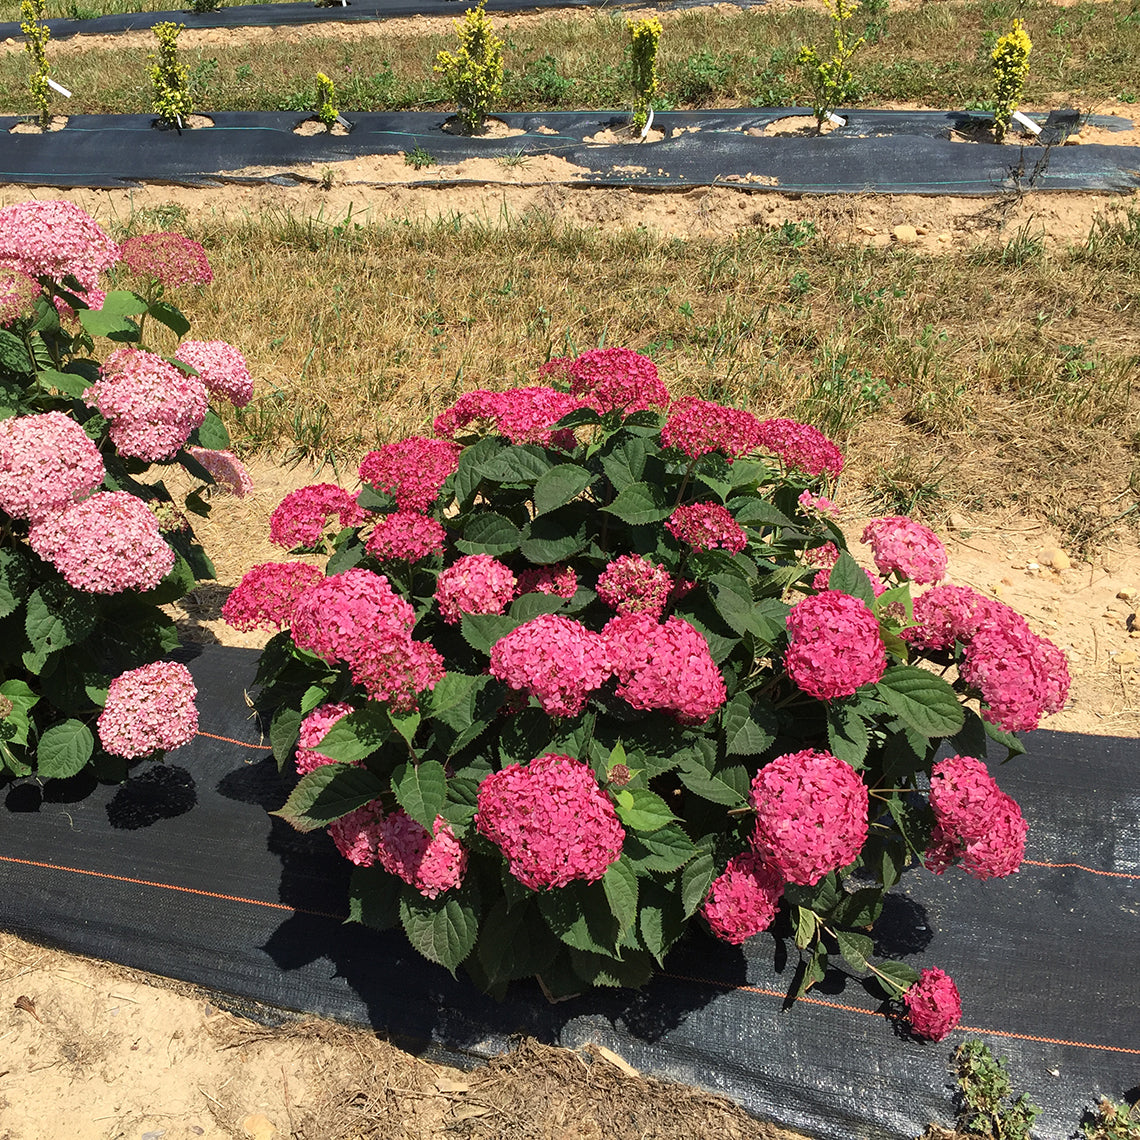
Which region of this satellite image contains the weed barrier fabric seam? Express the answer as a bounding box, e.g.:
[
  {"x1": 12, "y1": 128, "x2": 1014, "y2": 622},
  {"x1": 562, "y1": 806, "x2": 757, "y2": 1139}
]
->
[
  {"x1": 2, "y1": 110, "x2": 1139, "y2": 195},
  {"x1": 1, "y1": 646, "x2": 1137, "y2": 1140}
]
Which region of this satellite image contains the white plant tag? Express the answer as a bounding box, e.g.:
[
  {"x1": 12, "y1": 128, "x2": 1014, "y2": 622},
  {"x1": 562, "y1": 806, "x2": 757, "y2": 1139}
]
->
[
  {"x1": 335, "y1": 114, "x2": 351, "y2": 128},
  {"x1": 827, "y1": 111, "x2": 846, "y2": 127},
  {"x1": 638, "y1": 106, "x2": 654, "y2": 141},
  {"x1": 47, "y1": 78, "x2": 72, "y2": 97},
  {"x1": 1012, "y1": 109, "x2": 1042, "y2": 135}
]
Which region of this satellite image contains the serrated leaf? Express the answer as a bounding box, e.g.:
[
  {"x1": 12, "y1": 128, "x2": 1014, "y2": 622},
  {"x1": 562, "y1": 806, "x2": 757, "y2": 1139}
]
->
[
  {"x1": 828, "y1": 552, "x2": 877, "y2": 605},
  {"x1": 0, "y1": 549, "x2": 32, "y2": 619},
  {"x1": 794, "y1": 905, "x2": 819, "y2": 949},
  {"x1": 509, "y1": 592, "x2": 565, "y2": 621},
  {"x1": 392, "y1": 759, "x2": 448, "y2": 829},
  {"x1": 600, "y1": 481, "x2": 673, "y2": 525},
  {"x1": 272, "y1": 763, "x2": 386, "y2": 832},
  {"x1": 25, "y1": 582, "x2": 98, "y2": 658},
  {"x1": 0, "y1": 329, "x2": 33, "y2": 373},
  {"x1": 194, "y1": 408, "x2": 230, "y2": 450},
  {"x1": 729, "y1": 498, "x2": 794, "y2": 528},
  {"x1": 680, "y1": 849, "x2": 715, "y2": 918},
  {"x1": 600, "y1": 436, "x2": 647, "y2": 490},
  {"x1": 614, "y1": 787, "x2": 676, "y2": 832},
  {"x1": 79, "y1": 302, "x2": 141, "y2": 339},
  {"x1": 455, "y1": 511, "x2": 523, "y2": 556},
  {"x1": 461, "y1": 612, "x2": 524, "y2": 655},
  {"x1": 677, "y1": 761, "x2": 748, "y2": 807},
  {"x1": 399, "y1": 888, "x2": 479, "y2": 974},
  {"x1": 602, "y1": 856, "x2": 639, "y2": 934},
  {"x1": 389, "y1": 709, "x2": 421, "y2": 748},
  {"x1": 475, "y1": 897, "x2": 555, "y2": 988},
  {"x1": 723, "y1": 692, "x2": 777, "y2": 757},
  {"x1": 478, "y1": 444, "x2": 552, "y2": 484},
  {"x1": 149, "y1": 300, "x2": 190, "y2": 337},
  {"x1": 347, "y1": 866, "x2": 400, "y2": 930},
  {"x1": 533, "y1": 463, "x2": 592, "y2": 516},
  {"x1": 982, "y1": 716, "x2": 1026, "y2": 759},
  {"x1": 313, "y1": 703, "x2": 392, "y2": 763},
  {"x1": 270, "y1": 707, "x2": 302, "y2": 770},
  {"x1": 827, "y1": 702, "x2": 870, "y2": 768},
  {"x1": 951, "y1": 705, "x2": 990, "y2": 760},
  {"x1": 38, "y1": 368, "x2": 89, "y2": 397},
  {"x1": 833, "y1": 928, "x2": 874, "y2": 973},
  {"x1": 876, "y1": 665, "x2": 965, "y2": 737},
  {"x1": 625, "y1": 825, "x2": 695, "y2": 874},
  {"x1": 796, "y1": 944, "x2": 828, "y2": 998},
  {"x1": 538, "y1": 881, "x2": 620, "y2": 957},
  {"x1": 519, "y1": 512, "x2": 589, "y2": 564},
  {"x1": 36, "y1": 719, "x2": 94, "y2": 779},
  {"x1": 872, "y1": 958, "x2": 920, "y2": 998}
]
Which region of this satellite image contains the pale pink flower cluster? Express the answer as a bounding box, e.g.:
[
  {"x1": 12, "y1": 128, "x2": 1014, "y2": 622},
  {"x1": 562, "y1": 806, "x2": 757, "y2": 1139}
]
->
[
  {"x1": 185, "y1": 447, "x2": 253, "y2": 497},
  {"x1": 435, "y1": 554, "x2": 516, "y2": 624},
  {"x1": 0, "y1": 200, "x2": 119, "y2": 293},
  {"x1": 749, "y1": 749, "x2": 869, "y2": 885},
  {"x1": 329, "y1": 801, "x2": 385, "y2": 867},
  {"x1": 861, "y1": 516, "x2": 947, "y2": 584},
  {"x1": 596, "y1": 554, "x2": 673, "y2": 617},
  {"x1": 605, "y1": 613, "x2": 727, "y2": 723},
  {"x1": 118, "y1": 232, "x2": 213, "y2": 289},
  {"x1": 175, "y1": 341, "x2": 253, "y2": 408},
  {"x1": 97, "y1": 660, "x2": 198, "y2": 759},
  {"x1": 666, "y1": 502, "x2": 747, "y2": 554},
  {"x1": 476, "y1": 753, "x2": 624, "y2": 890},
  {"x1": 806, "y1": 542, "x2": 840, "y2": 569},
  {"x1": 86, "y1": 346, "x2": 208, "y2": 461},
  {"x1": 904, "y1": 967, "x2": 962, "y2": 1041},
  {"x1": 702, "y1": 850, "x2": 784, "y2": 944},
  {"x1": 660, "y1": 397, "x2": 761, "y2": 461},
  {"x1": 755, "y1": 418, "x2": 844, "y2": 478},
  {"x1": 924, "y1": 755, "x2": 1028, "y2": 880},
  {"x1": 539, "y1": 347, "x2": 669, "y2": 414},
  {"x1": 0, "y1": 411, "x2": 104, "y2": 522},
  {"x1": 269, "y1": 483, "x2": 366, "y2": 549},
  {"x1": 784, "y1": 590, "x2": 887, "y2": 700},
  {"x1": 1, "y1": 265, "x2": 39, "y2": 325},
  {"x1": 516, "y1": 564, "x2": 577, "y2": 598},
  {"x1": 221, "y1": 561, "x2": 323, "y2": 632},
  {"x1": 357, "y1": 436, "x2": 461, "y2": 512},
  {"x1": 798, "y1": 490, "x2": 840, "y2": 517},
  {"x1": 365, "y1": 511, "x2": 447, "y2": 562},
  {"x1": 490, "y1": 614, "x2": 611, "y2": 717},
  {"x1": 903, "y1": 584, "x2": 994, "y2": 650},
  {"x1": 295, "y1": 701, "x2": 355, "y2": 774},
  {"x1": 374, "y1": 810, "x2": 468, "y2": 898},
  {"x1": 29, "y1": 491, "x2": 174, "y2": 594},
  {"x1": 434, "y1": 387, "x2": 582, "y2": 448}
]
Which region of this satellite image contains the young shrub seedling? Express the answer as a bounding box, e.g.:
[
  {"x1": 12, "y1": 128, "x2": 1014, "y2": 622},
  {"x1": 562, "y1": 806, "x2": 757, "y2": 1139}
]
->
[
  {"x1": 314, "y1": 71, "x2": 339, "y2": 129},
  {"x1": 433, "y1": 0, "x2": 504, "y2": 135},
  {"x1": 797, "y1": 0, "x2": 865, "y2": 132},
  {"x1": 20, "y1": 0, "x2": 51, "y2": 131},
  {"x1": 628, "y1": 16, "x2": 661, "y2": 135},
  {"x1": 150, "y1": 22, "x2": 193, "y2": 129},
  {"x1": 991, "y1": 19, "x2": 1032, "y2": 142}
]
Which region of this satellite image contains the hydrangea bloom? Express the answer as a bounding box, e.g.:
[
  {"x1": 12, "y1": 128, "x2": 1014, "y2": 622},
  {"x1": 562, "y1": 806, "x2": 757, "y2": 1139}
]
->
[
  {"x1": 185, "y1": 447, "x2": 253, "y2": 497},
  {"x1": 1, "y1": 265, "x2": 40, "y2": 325},
  {"x1": 660, "y1": 397, "x2": 761, "y2": 462},
  {"x1": 489, "y1": 614, "x2": 611, "y2": 717},
  {"x1": 175, "y1": 340, "x2": 253, "y2": 408},
  {"x1": 925, "y1": 755, "x2": 1028, "y2": 881},
  {"x1": 294, "y1": 702, "x2": 354, "y2": 774},
  {"x1": 357, "y1": 436, "x2": 460, "y2": 512},
  {"x1": 0, "y1": 411, "x2": 104, "y2": 522},
  {"x1": 97, "y1": 661, "x2": 198, "y2": 759},
  {"x1": 476, "y1": 753, "x2": 624, "y2": 890},
  {"x1": 903, "y1": 584, "x2": 996, "y2": 651},
  {"x1": 516, "y1": 564, "x2": 578, "y2": 599},
  {"x1": 118, "y1": 232, "x2": 213, "y2": 289},
  {"x1": 375, "y1": 810, "x2": 468, "y2": 898},
  {"x1": 29, "y1": 491, "x2": 174, "y2": 594},
  {"x1": 351, "y1": 636, "x2": 445, "y2": 712},
  {"x1": 784, "y1": 590, "x2": 886, "y2": 700},
  {"x1": 435, "y1": 554, "x2": 516, "y2": 624},
  {"x1": 329, "y1": 801, "x2": 385, "y2": 867},
  {"x1": 755, "y1": 418, "x2": 844, "y2": 478},
  {"x1": 434, "y1": 387, "x2": 582, "y2": 448},
  {"x1": 269, "y1": 483, "x2": 366, "y2": 549},
  {"x1": 798, "y1": 490, "x2": 840, "y2": 517},
  {"x1": 221, "y1": 561, "x2": 324, "y2": 632},
  {"x1": 0, "y1": 200, "x2": 119, "y2": 292},
  {"x1": 702, "y1": 851, "x2": 784, "y2": 944},
  {"x1": 749, "y1": 749, "x2": 868, "y2": 885},
  {"x1": 539, "y1": 347, "x2": 669, "y2": 414},
  {"x1": 595, "y1": 554, "x2": 673, "y2": 617},
  {"x1": 960, "y1": 624, "x2": 1070, "y2": 732},
  {"x1": 605, "y1": 613, "x2": 727, "y2": 723},
  {"x1": 904, "y1": 967, "x2": 962, "y2": 1041},
  {"x1": 666, "y1": 502, "x2": 748, "y2": 554},
  {"x1": 85, "y1": 346, "x2": 209, "y2": 461},
  {"x1": 861, "y1": 516, "x2": 947, "y2": 584},
  {"x1": 365, "y1": 511, "x2": 447, "y2": 562}
]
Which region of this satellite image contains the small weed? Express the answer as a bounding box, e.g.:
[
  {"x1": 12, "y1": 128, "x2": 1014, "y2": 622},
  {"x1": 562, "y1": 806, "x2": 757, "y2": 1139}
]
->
[
  {"x1": 774, "y1": 220, "x2": 817, "y2": 248},
  {"x1": 870, "y1": 454, "x2": 946, "y2": 516},
  {"x1": 404, "y1": 144, "x2": 436, "y2": 169},
  {"x1": 671, "y1": 50, "x2": 731, "y2": 104},
  {"x1": 187, "y1": 56, "x2": 218, "y2": 100},
  {"x1": 797, "y1": 348, "x2": 891, "y2": 438},
  {"x1": 497, "y1": 148, "x2": 530, "y2": 168},
  {"x1": 953, "y1": 1038, "x2": 1041, "y2": 1140},
  {"x1": 513, "y1": 53, "x2": 572, "y2": 105},
  {"x1": 1082, "y1": 1096, "x2": 1140, "y2": 1139},
  {"x1": 319, "y1": 166, "x2": 336, "y2": 190},
  {"x1": 788, "y1": 270, "x2": 812, "y2": 297},
  {"x1": 189, "y1": 0, "x2": 222, "y2": 12},
  {"x1": 64, "y1": 0, "x2": 98, "y2": 15},
  {"x1": 235, "y1": 63, "x2": 252, "y2": 82}
]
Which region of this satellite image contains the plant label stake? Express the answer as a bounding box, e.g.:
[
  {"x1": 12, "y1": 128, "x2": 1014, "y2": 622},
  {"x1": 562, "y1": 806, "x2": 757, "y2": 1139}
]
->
[
  {"x1": 639, "y1": 106, "x2": 654, "y2": 141},
  {"x1": 1011, "y1": 110, "x2": 1042, "y2": 136},
  {"x1": 46, "y1": 78, "x2": 72, "y2": 97},
  {"x1": 827, "y1": 111, "x2": 846, "y2": 127}
]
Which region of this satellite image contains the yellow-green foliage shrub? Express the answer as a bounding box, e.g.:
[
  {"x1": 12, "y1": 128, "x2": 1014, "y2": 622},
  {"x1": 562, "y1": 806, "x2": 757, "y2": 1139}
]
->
[
  {"x1": 20, "y1": 0, "x2": 51, "y2": 131},
  {"x1": 150, "y1": 22, "x2": 193, "y2": 128},
  {"x1": 991, "y1": 19, "x2": 1032, "y2": 143},
  {"x1": 628, "y1": 17, "x2": 661, "y2": 135},
  {"x1": 433, "y1": 0, "x2": 504, "y2": 135},
  {"x1": 797, "y1": 0, "x2": 864, "y2": 131}
]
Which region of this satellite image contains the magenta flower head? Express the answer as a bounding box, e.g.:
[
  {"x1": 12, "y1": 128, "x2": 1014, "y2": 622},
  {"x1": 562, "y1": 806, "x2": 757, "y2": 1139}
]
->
[
  {"x1": 540, "y1": 347, "x2": 669, "y2": 415},
  {"x1": 784, "y1": 590, "x2": 887, "y2": 700},
  {"x1": 904, "y1": 967, "x2": 962, "y2": 1041},
  {"x1": 222, "y1": 561, "x2": 324, "y2": 633},
  {"x1": 118, "y1": 232, "x2": 213, "y2": 289},
  {"x1": 861, "y1": 516, "x2": 947, "y2": 585},
  {"x1": 476, "y1": 753, "x2": 625, "y2": 890},
  {"x1": 435, "y1": 554, "x2": 516, "y2": 624},
  {"x1": 365, "y1": 511, "x2": 447, "y2": 563},
  {"x1": 358, "y1": 436, "x2": 461, "y2": 513},
  {"x1": 434, "y1": 387, "x2": 583, "y2": 449},
  {"x1": 516, "y1": 564, "x2": 578, "y2": 599},
  {"x1": 595, "y1": 553, "x2": 673, "y2": 617},
  {"x1": 755, "y1": 418, "x2": 844, "y2": 478},
  {"x1": 750, "y1": 749, "x2": 869, "y2": 885},
  {"x1": 0, "y1": 410, "x2": 105, "y2": 523},
  {"x1": 0, "y1": 200, "x2": 119, "y2": 292},
  {"x1": 702, "y1": 851, "x2": 784, "y2": 945},
  {"x1": 175, "y1": 340, "x2": 253, "y2": 408},
  {"x1": 97, "y1": 660, "x2": 198, "y2": 760},
  {"x1": 269, "y1": 483, "x2": 366, "y2": 549},
  {"x1": 375, "y1": 810, "x2": 468, "y2": 899},
  {"x1": 666, "y1": 501, "x2": 747, "y2": 554},
  {"x1": 660, "y1": 397, "x2": 762, "y2": 462}
]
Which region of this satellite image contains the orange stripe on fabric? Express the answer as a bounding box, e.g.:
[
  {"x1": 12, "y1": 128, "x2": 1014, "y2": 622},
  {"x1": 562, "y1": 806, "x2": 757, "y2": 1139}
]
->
[
  {"x1": 1022, "y1": 860, "x2": 1140, "y2": 880},
  {"x1": 197, "y1": 730, "x2": 272, "y2": 751},
  {"x1": 0, "y1": 853, "x2": 345, "y2": 922}
]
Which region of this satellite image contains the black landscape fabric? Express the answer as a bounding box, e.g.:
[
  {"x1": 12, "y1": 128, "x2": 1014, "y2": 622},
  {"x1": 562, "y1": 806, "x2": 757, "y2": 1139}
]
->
[
  {"x1": 1, "y1": 109, "x2": 1139, "y2": 194},
  {"x1": 1, "y1": 644, "x2": 1137, "y2": 1140}
]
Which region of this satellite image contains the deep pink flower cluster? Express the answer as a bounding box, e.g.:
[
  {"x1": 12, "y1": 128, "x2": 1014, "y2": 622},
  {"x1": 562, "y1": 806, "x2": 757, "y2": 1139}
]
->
[
  {"x1": 434, "y1": 387, "x2": 582, "y2": 448},
  {"x1": 476, "y1": 753, "x2": 624, "y2": 890},
  {"x1": 516, "y1": 564, "x2": 578, "y2": 598},
  {"x1": 539, "y1": 347, "x2": 669, "y2": 415},
  {"x1": 86, "y1": 346, "x2": 208, "y2": 460},
  {"x1": 1, "y1": 265, "x2": 39, "y2": 325},
  {"x1": 29, "y1": 491, "x2": 174, "y2": 594},
  {"x1": 755, "y1": 418, "x2": 845, "y2": 478},
  {"x1": 749, "y1": 749, "x2": 869, "y2": 885},
  {"x1": 435, "y1": 554, "x2": 516, "y2": 624},
  {"x1": 490, "y1": 615, "x2": 611, "y2": 717},
  {"x1": 861, "y1": 516, "x2": 947, "y2": 584},
  {"x1": 294, "y1": 701, "x2": 355, "y2": 774},
  {"x1": 798, "y1": 490, "x2": 840, "y2": 517},
  {"x1": 904, "y1": 967, "x2": 962, "y2": 1041},
  {"x1": 97, "y1": 660, "x2": 198, "y2": 759},
  {"x1": 118, "y1": 232, "x2": 213, "y2": 289},
  {"x1": 175, "y1": 340, "x2": 253, "y2": 408},
  {"x1": 784, "y1": 590, "x2": 886, "y2": 700},
  {"x1": 903, "y1": 585, "x2": 996, "y2": 651},
  {"x1": 269, "y1": 483, "x2": 366, "y2": 549},
  {"x1": 221, "y1": 561, "x2": 324, "y2": 632},
  {"x1": 605, "y1": 613, "x2": 727, "y2": 723},
  {"x1": 701, "y1": 851, "x2": 784, "y2": 944},
  {"x1": 666, "y1": 502, "x2": 747, "y2": 554},
  {"x1": 329, "y1": 801, "x2": 385, "y2": 867},
  {"x1": 375, "y1": 810, "x2": 468, "y2": 898},
  {"x1": 185, "y1": 447, "x2": 253, "y2": 497},
  {"x1": 0, "y1": 411, "x2": 104, "y2": 522},
  {"x1": 924, "y1": 755, "x2": 1028, "y2": 880},
  {"x1": 0, "y1": 200, "x2": 119, "y2": 293},
  {"x1": 660, "y1": 397, "x2": 761, "y2": 462},
  {"x1": 595, "y1": 554, "x2": 673, "y2": 617},
  {"x1": 366, "y1": 511, "x2": 447, "y2": 562},
  {"x1": 357, "y1": 436, "x2": 461, "y2": 512}
]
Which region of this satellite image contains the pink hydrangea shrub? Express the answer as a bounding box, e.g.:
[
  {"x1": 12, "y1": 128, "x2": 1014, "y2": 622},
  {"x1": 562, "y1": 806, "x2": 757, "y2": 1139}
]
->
[
  {"x1": 185, "y1": 447, "x2": 253, "y2": 497},
  {"x1": 351, "y1": 636, "x2": 445, "y2": 712},
  {"x1": 660, "y1": 397, "x2": 761, "y2": 461},
  {"x1": 539, "y1": 347, "x2": 669, "y2": 414},
  {"x1": 516, "y1": 564, "x2": 578, "y2": 598},
  {"x1": 357, "y1": 436, "x2": 460, "y2": 512},
  {"x1": 295, "y1": 701, "x2": 355, "y2": 774},
  {"x1": 750, "y1": 749, "x2": 869, "y2": 885},
  {"x1": 375, "y1": 811, "x2": 468, "y2": 898},
  {"x1": 903, "y1": 585, "x2": 995, "y2": 651},
  {"x1": 861, "y1": 516, "x2": 947, "y2": 584},
  {"x1": 784, "y1": 590, "x2": 887, "y2": 700},
  {"x1": 755, "y1": 418, "x2": 844, "y2": 478},
  {"x1": 435, "y1": 554, "x2": 516, "y2": 624},
  {"x1": 904, "y1": 967, "x2": 962, "y2": 1041},
  {"x1": 960, "y1": 625, "x2": 1070, "y2": 733},
  {"x1": 595, "y1": 554, "x2": 673, "y2": 617},
  {"x1": 329, "y1": 801, "x2": 385, "y2": 866},
  {"x1": 702, "y1": 851, "x2": 784, "y2": 944},
  {"x1": 666, "y1": 502, "x2": 747, "y2": 554},
  {"x1": 221, "y1": 561, "x2": 324, "y2": 632},
  {"x1": 434, "y1": 387, "x2": 583, "y2": 449},
  {"x1": 175, "y1": 340, "x2": 253, "y2": 408},
  {"x1": 97, "y1": 660, "x2": 199, "y2": 759},
  {"x1": 269, "y1": 484, "x2": 366, "y2": 549},
  {"x1": 0, "y1": 411, "x2": 104, "y2": 522},
  {"x1": 0, "y1": 200, "x2": 119, "y2": 292},
  {"x1": 476, "y1": 753, "x2": 624, "y2": 890},
  {"x1": 365, "y1": 511, "x2": 447, "y2": 562},
  {"x1": 118, "y1": 232, "x2": 213, "y2": 289}
]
